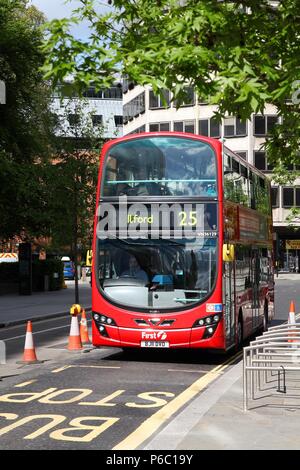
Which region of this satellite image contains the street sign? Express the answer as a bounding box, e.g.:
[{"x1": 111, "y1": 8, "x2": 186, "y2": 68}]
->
[{"x1": 0, "y1": 253, "x2": 18, "y2": 263}]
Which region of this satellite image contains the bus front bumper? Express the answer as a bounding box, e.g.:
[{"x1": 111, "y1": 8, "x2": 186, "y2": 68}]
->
[{"x1": 92, "y1": 320, "x2": 225, "y2": 350}]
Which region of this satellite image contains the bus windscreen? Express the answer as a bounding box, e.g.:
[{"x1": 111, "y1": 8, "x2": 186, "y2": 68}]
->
[{"x1": 102, "y1": 136, "x2": 217, "y2": 198}]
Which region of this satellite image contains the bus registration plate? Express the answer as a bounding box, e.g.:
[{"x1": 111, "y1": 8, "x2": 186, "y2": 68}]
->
[{"x1": 141, "y1": 341, "x2": 170, "y2": 348}]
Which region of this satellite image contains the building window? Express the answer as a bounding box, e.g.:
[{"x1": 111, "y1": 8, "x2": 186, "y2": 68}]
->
[
  {"x1": 283, "y1": 188, "x2": 294, "y2": 208},
  {"x1": 271, "y1": 187, "x2": 279, "y2": 208},
  {"x1": 173, "y1": 86, "x2": 195, "y2": 107},
  {"x1": 149, "y1": 90, "x2": 170, "y2": 109},
  {"x1": 224, "y1": 117, "x2": 247, "y2": 137},
  {"x1": 83, "y1": 86, "x2": 122, "y2": 100},
  {"x1": 254, "y1": 151, "x2": 266, "y2": 171},
  {"x1": 122, "y1": 76, "x2": 135, "y2": 94},
  {"x1": 236, "y1": 151, "x2": 247, "y2": 160},
  {"x1": 198, "y1": 97, "x2": 208, "y2": 105},
  {"x1": 173, "y1": 120, "x2": 195, "y2": 133},
  {"x1": 254, "y1": 151, "x2": 274, "y2": 172},
  {"x1": 129, "y1": 125, "x2": 145, "y2": 134},
  {"x1": 123, "y1": 92, "x2": 145, "y2": 124},
  {"x1": 199, "y1": 117, "x2": 220, "y2": 138},
  {"x1": 103, "y1": 87, "x2": 122, "y2": 99},
  {"x1": 92, "y1": 115, "x2": 103, "y2": 126},
  {"x1": 282, "y1": 187, "x2": 300, "y2": 208},
  {"x1": 254, "y1": 115, "x2": 278, "y2": 136},
  {"x1": 149, "y1": 122, "x2": 170, "y2": 132},
  {"x1": 114, "y1": 115, "x2": 123, "y2": 127},
  {"x1": 184, "y1": 120, "x2": 195, "y2": 133},
  {"x1": 68, "y1": 114, "x2": 80, "y2": 126},
  {"x1": 199, "y1": 119, "x2": 208, "y2": 136},
  {"x1": 174, "y1": 121, "x2": 183, "y2": 132}
]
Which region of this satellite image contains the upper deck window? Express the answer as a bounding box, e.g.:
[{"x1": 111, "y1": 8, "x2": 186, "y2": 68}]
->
[{"x1": 102, "y1": 136, "x2": 217, "y2": 197}]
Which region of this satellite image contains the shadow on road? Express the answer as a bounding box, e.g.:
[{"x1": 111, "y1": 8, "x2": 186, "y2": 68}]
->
[{"x1": 101, "y1": 346, "x2": 241, "y2": 367}]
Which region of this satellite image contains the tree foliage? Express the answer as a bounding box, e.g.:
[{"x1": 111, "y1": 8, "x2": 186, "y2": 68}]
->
[
  {"x1": 42, "y1": 0, "x2": 300, "y2": 171},
  {"x1": 44, "y1": 97, "x2": 104, "y2": 253},
  {"x1": 0, "y1": 0, "x2": 58, "y2": 239},
  {"x1": 0, "y1": 0, "x2": 55, "y2": 161},
  {"x1": 0, "y1": 1, "x2": 106, "y2": 255}
]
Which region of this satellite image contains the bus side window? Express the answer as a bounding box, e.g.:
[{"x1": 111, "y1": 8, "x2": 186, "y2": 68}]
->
[
  {"x1": 103, "y1": 156, "x2": 117, "y2": 196},
  {"x1": 240, "y1": 164, "x2": 250, "y2": 207},
  {"x1": 255, "y1": 176, "x2": 269, "y2": 215},
  {"x1": 223, "y1": 153, "x2": 234, "y2": 201}
]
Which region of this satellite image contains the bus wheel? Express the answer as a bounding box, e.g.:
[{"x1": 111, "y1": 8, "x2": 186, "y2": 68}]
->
[{"x1": 237, "y1": 312, "x2": 243, "y2": 350}]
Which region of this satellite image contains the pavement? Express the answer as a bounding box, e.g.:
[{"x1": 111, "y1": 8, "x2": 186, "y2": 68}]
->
[
  {"x1": 0, "y1": 280, "x2": 92, "y2": 327},
  {"x1": 143, "y1": 275, "x2": 300, "y2": 450},
  {"x1": 276, "y1": 272, "x2": 300, "y2": 281},
  {"x1": 143, "y1": 360, "x2": 300, "y2": 450}
]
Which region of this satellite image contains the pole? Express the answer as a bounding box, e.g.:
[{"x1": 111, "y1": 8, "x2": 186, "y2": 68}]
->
[{"x1": 74, "y1": 176, "x2": 80, "y2": 305}]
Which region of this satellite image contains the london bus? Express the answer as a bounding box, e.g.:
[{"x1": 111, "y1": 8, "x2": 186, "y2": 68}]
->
[{"x1": 91, "y1": 132, "x2": 274, "y2": 352}]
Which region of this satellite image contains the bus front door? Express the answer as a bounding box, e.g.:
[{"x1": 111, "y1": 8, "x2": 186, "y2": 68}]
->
[{"x1": 223, "y1": 260, "x2": 236, "y2": 349}]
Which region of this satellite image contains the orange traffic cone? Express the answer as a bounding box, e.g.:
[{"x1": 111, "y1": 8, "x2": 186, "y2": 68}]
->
[
  {"x1": 68, "y1": 315, "x2": 83, "y2": 351},
  {"x1": 17, "y1": 321, "x2": 41, "y2": 364},
  {"x1": 288, "y1": 301, "x2": 296, "y2": 324},
  {"x1": 80, "y1": 309, "x2": 90, "y2": 344},
  {"x1": 288, "y1": 301, "x2": 298, "y2": 346}
]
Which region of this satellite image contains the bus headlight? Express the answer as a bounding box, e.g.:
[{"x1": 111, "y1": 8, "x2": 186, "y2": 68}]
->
[
  {"x1": 92, "y1": 312, "x2": 117, "y2": 326},
  {"x1": 192, "y1": 314, "x2": 222, "y2": 328}
]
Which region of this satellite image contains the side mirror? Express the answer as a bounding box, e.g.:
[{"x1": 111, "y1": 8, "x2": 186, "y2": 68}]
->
[{"x1": 223, "y1": 244, "x2": 235, "y2": 262}]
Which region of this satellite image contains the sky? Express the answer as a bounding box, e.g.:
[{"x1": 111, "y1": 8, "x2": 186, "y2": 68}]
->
[
  {"x1": 29, "y1": 0, "x2": 112, "y2": 38},
  {"x1": 30, "y1": 0, "x2": 82, "y2": 20}
]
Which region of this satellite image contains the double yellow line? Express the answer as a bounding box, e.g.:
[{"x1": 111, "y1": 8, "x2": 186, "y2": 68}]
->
[{"x1": 113, "y1": 351, "x2": 242, "y2": 450}]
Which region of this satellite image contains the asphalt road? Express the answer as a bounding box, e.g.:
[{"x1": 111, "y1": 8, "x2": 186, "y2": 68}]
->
[
  {"x1": 0, "y1": 278, "x2": 296, "y2": 450},
  {"x1": 0, "y1": 346, "x2": 242, "y2": 450}
]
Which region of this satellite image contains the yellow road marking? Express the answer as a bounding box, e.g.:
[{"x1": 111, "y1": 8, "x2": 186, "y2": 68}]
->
[
  {"x1": 14, "y1": 380, "x2": 37, "y2": 388},
  {"x1": 113, "y1": 352, "x2": 241, "y2": 450}
]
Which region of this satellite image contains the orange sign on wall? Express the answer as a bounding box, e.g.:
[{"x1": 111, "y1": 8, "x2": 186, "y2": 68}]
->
[{"x1": 286, "y1": 240, "x2": 300, "y2": 250}]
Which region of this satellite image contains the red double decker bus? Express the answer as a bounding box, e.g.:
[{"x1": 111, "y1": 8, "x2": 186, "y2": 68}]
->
[{"x1": 92, "y1": 132, "x2": 274, "y2": 352}]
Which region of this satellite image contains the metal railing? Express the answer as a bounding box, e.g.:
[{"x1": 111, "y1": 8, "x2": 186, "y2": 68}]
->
[{"x1": 243, "y1": 317, "x2": 300, "y2": 411}]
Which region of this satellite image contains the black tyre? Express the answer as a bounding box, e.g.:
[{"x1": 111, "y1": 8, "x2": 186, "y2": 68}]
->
[{"x1": 263, "y1": 301, "x2": 269, "y2": 332}]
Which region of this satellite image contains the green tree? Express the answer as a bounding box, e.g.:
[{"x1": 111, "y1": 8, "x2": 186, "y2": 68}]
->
[
  {"x1": 45, "y1": 97, "x2": 104, "y2": 302},
  {"x1": 0, "y1": 0, "x2": 55, "y2": 161},
  {"x1": 42, "y1": 0, "x2": 300, "y2": 172},
  {"x1": 0, "y1": 0, "x2": 57, "y2": 239}
]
